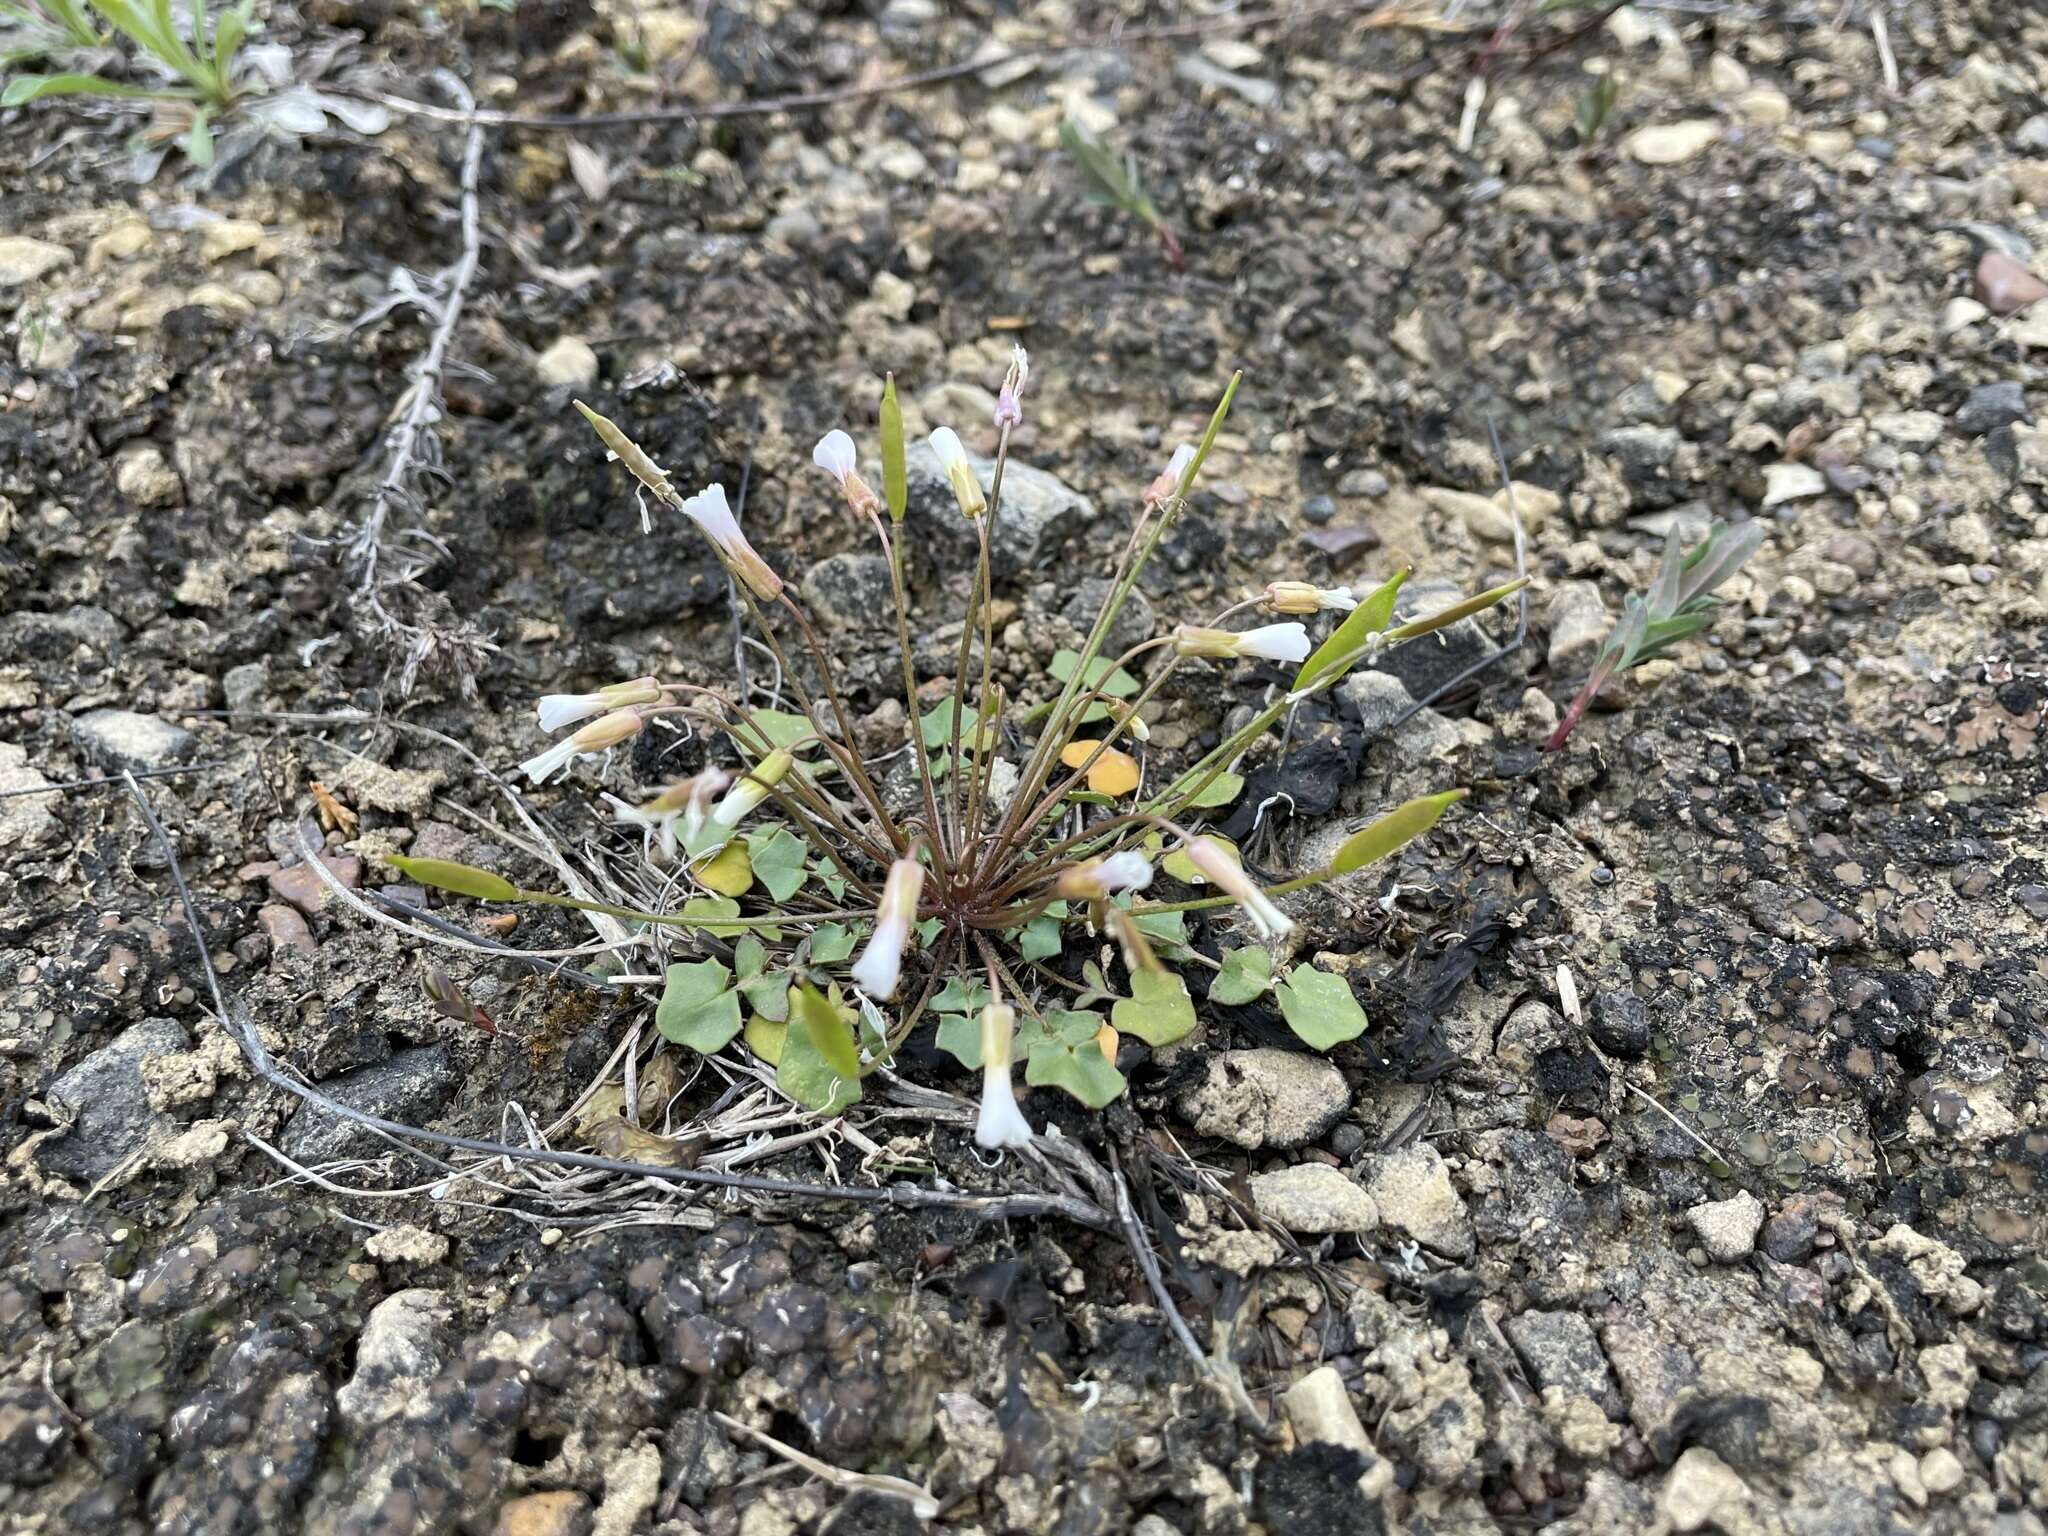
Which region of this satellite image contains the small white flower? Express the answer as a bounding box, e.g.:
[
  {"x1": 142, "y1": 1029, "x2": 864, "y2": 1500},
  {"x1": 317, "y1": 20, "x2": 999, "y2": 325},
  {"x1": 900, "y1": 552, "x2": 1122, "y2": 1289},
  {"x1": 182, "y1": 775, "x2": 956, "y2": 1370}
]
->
[
  {"x1": 519, "y1": 736, "x2": 581, "y2": 786},
  {"x1": 849, "y1": 858, "x2": 924, "y2": 1000},
  {"x1": 1056, "y1": 851, "x2": 1156, "y2": 901},
  {"x1": 1234, "y1": 622, "x2": 1312, "y2": 664},
  {"x1": 974, "y1": 1004, "x2": 1035, "y2": 1150},
  {"x1": 929, "y1": 427, "x2": 986, "y2": 518},
  {"x1": 1186, "y1": 836, "x2": 1294, "y2": 940},
  {"x1": 1172, "y1": 622, "x2": 1311, "y2": 665},
  {"x1": 710, "y1": 750, "x2": 791, "y2": 830},
  {"x1": 519, "y1": 708, "x2": 644, "y2": 786},
  {"x1": 535, "y1": 676, "x2": 661, "y2": 733},
  {"x1": 811, "y1": 429, "x2": 856, "y2": 480},
  {"x1": 681, "y1": 483, "x2": 783, "y2": 600}
]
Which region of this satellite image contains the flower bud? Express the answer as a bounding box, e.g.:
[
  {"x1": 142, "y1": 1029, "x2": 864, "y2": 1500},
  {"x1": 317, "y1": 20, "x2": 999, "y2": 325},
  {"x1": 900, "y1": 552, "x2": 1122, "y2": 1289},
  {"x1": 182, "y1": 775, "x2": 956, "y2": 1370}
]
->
[
  {"x1": 929, "y1": 428, "x2": 986, "y2": 518},
  {"x1": 1144, "y1": 443, "x2": 1195, "y2": 507},
  {"x1": 1262, "y1": 581, "x2": 1357, "y2": 615},
  {"x1": 711, "y1": 749, "x2": 792, "y2": 830}
]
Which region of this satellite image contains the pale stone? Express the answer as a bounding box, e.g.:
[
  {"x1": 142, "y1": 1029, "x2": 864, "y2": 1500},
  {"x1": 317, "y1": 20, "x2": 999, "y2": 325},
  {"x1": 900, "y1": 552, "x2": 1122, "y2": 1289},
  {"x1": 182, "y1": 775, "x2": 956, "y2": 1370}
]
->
[
  {"x1": 1249, "y1": 1164, "x2": 1379, "y2": 1234},
  {"x1": 1625, "y1": 120, "x2": 1720, "y2": 166},
  {"x1": 0, "y1": 236, "x2": 71, "y2": 285},
  {"x1": 1761, "y1": 462, "x2": 1827, "y2": 508},
  {"x1": 199, "y1": 218, "x2": 266, "y2": 262},
  {"x1": 535, "y1": 335, "x2": 600, "y2": 387}
]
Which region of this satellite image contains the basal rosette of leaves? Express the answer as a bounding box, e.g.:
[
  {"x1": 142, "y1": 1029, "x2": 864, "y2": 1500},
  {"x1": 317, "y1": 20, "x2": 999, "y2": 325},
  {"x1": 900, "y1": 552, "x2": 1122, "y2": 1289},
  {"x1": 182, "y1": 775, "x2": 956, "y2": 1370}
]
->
[{"x1": 388, "y1": 362, "x2": 1525, "y2": 1148}]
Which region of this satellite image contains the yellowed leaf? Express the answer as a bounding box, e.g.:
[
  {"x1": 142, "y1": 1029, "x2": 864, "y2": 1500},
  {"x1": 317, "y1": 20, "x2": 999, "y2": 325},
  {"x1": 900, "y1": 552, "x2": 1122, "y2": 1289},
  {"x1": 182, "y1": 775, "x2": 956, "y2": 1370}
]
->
[
  {"x1": 1094, "y1": 1022, "x2": 1119, "y2": 1064},
  {"x1": 1060, "y1": 739, "x2": 1140, "y2": 797},
  {"x1": 697, "y1": 841, "x2": 754, "y2": 896}
]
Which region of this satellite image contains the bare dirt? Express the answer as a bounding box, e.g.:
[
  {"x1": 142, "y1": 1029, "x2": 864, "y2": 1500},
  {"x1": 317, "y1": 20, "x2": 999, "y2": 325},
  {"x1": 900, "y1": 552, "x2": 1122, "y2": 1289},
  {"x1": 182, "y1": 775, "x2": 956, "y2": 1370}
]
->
[{"x1": 2, "y1": 3, "x2": 2045, "y2": 1534}]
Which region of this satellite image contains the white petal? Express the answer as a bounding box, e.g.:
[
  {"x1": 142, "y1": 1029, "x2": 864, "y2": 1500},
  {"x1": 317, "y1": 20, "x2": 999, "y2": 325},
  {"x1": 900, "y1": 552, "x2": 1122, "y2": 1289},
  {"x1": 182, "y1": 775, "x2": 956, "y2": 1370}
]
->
[
  {"x1": 1164, "y1": 443, "x2": 1195, "y2": 480},
  {"x1": 518, "y1": 737, "x2": 580, "y2": 785},
  {"x1": 1245, "y1": 890, "x2": 1296, "y2": 940},
  {"x1": 975, "y1": 1069, "x2": 1035, "y2": 1150},
  {"x1": 1097, "y1": 852, "x2": 1155, "y2": 893},
  {"x1": 812, "y1": 429, "x2": 856, "y2": 479},
  {"x1": 1321, "y1": 587, "x2": 1358, "y2": 612},
  {"x1": 680, "y1": 483, "x2": 741, "y2": 546},
  {"x1": 1239, "y1": 623, "x2": 1311, "y2": 664},
  {"x1": 849, "y1": 946, "x2": 901, "y2": 1001},
  {"x1": 536, "y1": 693, "x2": 601, "y2": 732},
  {"x1": 928, "y1": 426, "x2": 967, "y2": 470}
]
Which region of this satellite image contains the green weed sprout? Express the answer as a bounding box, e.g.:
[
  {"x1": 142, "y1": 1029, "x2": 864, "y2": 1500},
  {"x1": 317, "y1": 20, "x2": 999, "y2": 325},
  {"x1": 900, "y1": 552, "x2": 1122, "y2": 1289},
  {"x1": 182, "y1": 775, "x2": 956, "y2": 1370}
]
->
[
  {"x1": 1543, "y1": 519, "x2": 1762, "y2": 752},
  {"x1": 391, "y1": 359, "x2": 1526, "y2": 1147},
  {"x1": 1059, "y1": 118, "x2": 1186, "y2": 273},
  {"x1": 3, "y1": 0, "x2": 255, "y2": 164}
]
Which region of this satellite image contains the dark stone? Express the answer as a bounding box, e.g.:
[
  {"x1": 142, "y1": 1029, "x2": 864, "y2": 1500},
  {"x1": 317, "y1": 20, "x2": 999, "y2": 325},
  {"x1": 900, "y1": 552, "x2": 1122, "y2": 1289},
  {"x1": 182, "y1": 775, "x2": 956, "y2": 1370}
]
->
[
  {"x1": 1504, "y1": 1310, "x2": 1623, "y2": 1416},
  {"x1": 1059, "y1": 578, "x2": 1156, "y2": 658},
  {"x1": 1255, "y1": 1442, "x2": 1384, "y2": 1534},
  {"x1": 903, "y1": 441, "x2": 1096, "y2": 577},
  {"x1": 281, "y1": 1046, "x2": 458, "y2": 1163},
  {"x1": 801, "y1": 552, "x2": 893, "y2": 633},
  {"x1": 1300, "y1": 494, "x2": 1337, "y2": 525},
  {"x1": 1367, "y1": 578, "x2": 1499, "y2": 703},
  {"x1": 1761, "y1": 1199, "x2": 1821, "y2": 1263},
  {"x1": 1590, "y1": 990, "x2": 1652, "y2": 1058},
  {"x1": 1954, "y1": 380, "x2": 2030, "y2": 436},
  {"x1": 40, "y1": 1017, "x2": 191, "y2": 1181}
]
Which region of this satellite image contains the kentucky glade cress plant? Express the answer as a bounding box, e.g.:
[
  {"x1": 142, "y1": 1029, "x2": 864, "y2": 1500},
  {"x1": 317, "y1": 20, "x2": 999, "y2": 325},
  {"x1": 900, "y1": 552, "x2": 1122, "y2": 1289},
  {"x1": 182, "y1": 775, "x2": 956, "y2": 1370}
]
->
[{"x1": 386, "y1": 360, "x2": 1526, "y2": 1148}]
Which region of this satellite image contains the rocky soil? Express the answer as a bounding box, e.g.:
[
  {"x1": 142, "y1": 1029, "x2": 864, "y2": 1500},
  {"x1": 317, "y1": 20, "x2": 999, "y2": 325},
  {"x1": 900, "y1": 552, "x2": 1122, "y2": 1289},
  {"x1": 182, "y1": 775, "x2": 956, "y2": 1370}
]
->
[{"x1": 2, "y1": 2, "x2": 2045, "y2": 1534}]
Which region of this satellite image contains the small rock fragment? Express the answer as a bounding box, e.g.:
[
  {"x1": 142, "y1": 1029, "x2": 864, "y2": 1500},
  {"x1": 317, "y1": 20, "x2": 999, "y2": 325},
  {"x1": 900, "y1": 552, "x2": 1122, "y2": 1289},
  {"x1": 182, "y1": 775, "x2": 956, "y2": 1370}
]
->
[
  {"x1": 1760, "y1": 462, "x2": 1827, "y2": 508},
  {"x1": 535, "y1": 335, "x2": 599, "y2": 387},
  {"x1": 1250, "y1": 1164, "x2": 1379, "y2": 1234},
  {"x1": 257, "y1": 903, "x2": 316, "y2": 955},
  {"x1": 335, "y1": 1288, "x2": 453, "y2": 1429},
  {"x1": 41, "y1": 1018, "x2": 192, "y2": 1181},
  {"x1": 71, "y1": 709, "x2": 194, "y2": 772},
  {"x1": 1659, "y1": 1447, "x2": 1750, "y2": 1533},
  {"x1": 364, "y1": 1224, "x2": 450, "y2": 1265},
  {"x1": 199, "y1": 218, "x2": 265, "y2": 263},
  {"x1": 495, "y1": 1492, "x2": 590, "y2": 1536},
  {"x1": 115, "y1": 443, "x2": 185, "y2": 507},
  {"x1": 1625, "y1": 120, "x2": 1720, "y2": 166},
  {"x1": 1974, "y1": 249, "x2": 2048, "y2": 314},
  {"x1": 1174, "y1": 1049, "x2": 1351, "y2": 1150},
  {"x1": 1363, "y1": 1142, "x2": 1473, "y2": 1259},
  {"x1": 0, "y1": 235, "x2": 72, "y2": 285},
  {"x1": 1546, "y1": 582, "x2": 1610, "y2": 675},
  {"x1": 1685, "y1": 1190, "x2": 1764, "y2": 1261},
  {"x1": 266, "y1": 851, "x2": 362, "y2": 917}
]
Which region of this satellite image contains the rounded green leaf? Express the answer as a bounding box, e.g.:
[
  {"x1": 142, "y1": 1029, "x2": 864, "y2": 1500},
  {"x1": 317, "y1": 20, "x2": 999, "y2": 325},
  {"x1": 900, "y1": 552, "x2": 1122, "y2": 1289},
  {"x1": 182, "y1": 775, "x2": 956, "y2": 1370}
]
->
[
  {"x1": 1210, "y1": 946, "x2": 1275, "y2": 1006},
  {"x1": 777, "y1": 1020, "x2": 862, "y2": 1114},
  {"x1": 1275, "y1": 966, "x2": 1368, "y2": 1051},
  {"x1": 933, "y1": 1012, "x2": 981, "y2": 1070},
  {"x1": 1025, "y1": 1039, "x2": 1126, "y2": 1108},
  {"x1": 656, "y1": 959, "x2": 742, "y2": 1052},
  {"x1": 1110, "y1": 970, "x2": 1195, "y2": 1047},
  {"x1": 383, "y1": 855, "x2": 518, "y2": 903}
]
